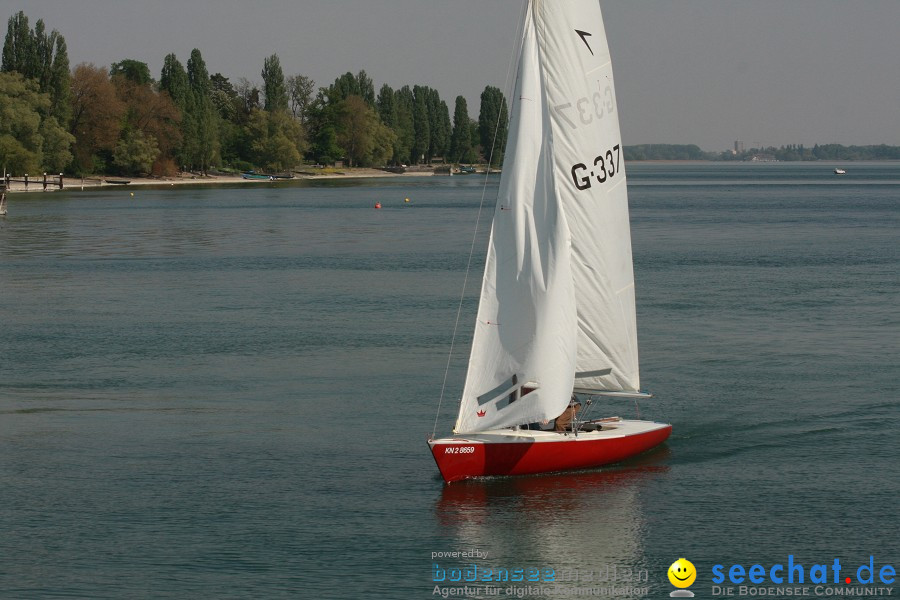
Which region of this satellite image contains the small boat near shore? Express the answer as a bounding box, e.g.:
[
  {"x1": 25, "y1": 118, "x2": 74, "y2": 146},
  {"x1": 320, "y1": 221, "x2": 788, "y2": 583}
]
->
[
  {"x1": 241, "y1": 171, "x2": 294, "y2": 180},
  {"x1": 104, "y1": 179, "x2": 131, "y2": 185},
  {"x1": 834, "y1": 168, "x2": 847, "y2": 175},
  {"x1": 241, "y1": 172, "x2": 271, "y2": 180},
  {"x1": 241, "y1": 171, "x2": 294, "y2": 181}
]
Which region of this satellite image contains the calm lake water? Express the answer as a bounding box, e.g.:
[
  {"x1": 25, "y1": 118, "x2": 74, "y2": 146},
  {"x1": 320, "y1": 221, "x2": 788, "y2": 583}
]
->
[{"x1": 1, "y1": 163, "x2": 897, "y2": 599}]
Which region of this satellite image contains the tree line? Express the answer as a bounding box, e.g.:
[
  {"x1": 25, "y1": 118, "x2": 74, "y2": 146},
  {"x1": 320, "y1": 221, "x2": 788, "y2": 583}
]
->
[
  {"x1": 722, "y1": 144, "x2": 900, "y2": 162},
  {"x1": 0, "y1": 10, "x2": 510, "y2": 177}
]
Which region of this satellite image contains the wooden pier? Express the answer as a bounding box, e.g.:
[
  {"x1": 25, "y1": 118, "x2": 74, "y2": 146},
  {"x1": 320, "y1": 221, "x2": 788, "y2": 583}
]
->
[{"x1": 3, "y1": 173, "x2": 65, "y2": 191}]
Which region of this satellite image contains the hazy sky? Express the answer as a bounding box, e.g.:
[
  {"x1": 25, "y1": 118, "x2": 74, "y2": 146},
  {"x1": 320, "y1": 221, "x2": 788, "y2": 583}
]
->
[{"x1": 3, "y1": 0, "x2": 899, "y2": 150}]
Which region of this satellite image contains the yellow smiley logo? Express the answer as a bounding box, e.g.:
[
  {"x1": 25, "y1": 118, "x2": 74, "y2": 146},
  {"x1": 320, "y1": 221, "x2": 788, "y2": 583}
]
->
[{"x1": 668, "y1": 558, "x2": 697, "y2": 588}]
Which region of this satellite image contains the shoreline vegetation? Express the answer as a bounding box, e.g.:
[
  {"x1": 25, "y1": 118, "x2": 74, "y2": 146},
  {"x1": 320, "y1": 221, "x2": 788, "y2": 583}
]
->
[
  {"x1": 1, "y1": 10, "x2": 511, "y2": 187},
  {"x1": 2, "y1": 9, "x2": 897, "y2": 192}
]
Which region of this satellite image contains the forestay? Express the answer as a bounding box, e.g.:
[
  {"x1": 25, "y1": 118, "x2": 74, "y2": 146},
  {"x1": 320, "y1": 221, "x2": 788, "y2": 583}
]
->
[{"x1": 455, "y1": 0, "x2": 640, "y2": 434}]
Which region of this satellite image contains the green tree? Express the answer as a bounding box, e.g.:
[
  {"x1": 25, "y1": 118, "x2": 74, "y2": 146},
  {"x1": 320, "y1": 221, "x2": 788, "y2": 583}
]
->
[
  {"x1": 246, "y1": 109, "x2": 306, "y2": 171},
  {"x1": 305, "y1": 91, "x2": 343, "y2": 165},
  {"x1": 376, "y1": 83, "x2": 408, "y2": 166},
  {"x1": 412, "y1": 85, "x2": 430, "y2": 164},
  {"x1": 209, "y1": 73, "x2": 238, "y2": 121},
  {"x1": 159, "y1": 53, "x2": 192, "y2": 168},
  {"x1": 48, "y1": 35, "x2": 70, "y2": 125},
  {"x1": 0, "y1": 71, "x2": 44, "y2": 173},
  {"x1": 208, "y1": 73, "x2": 243, "y2": 166},
  {"x1": 186, "y1": 48, "x2": 218, "y2": 174},
  {"x1": 234, "y1": 77, "x2": 261, "y2": 123},
  {"x1": 287, "y1": 74, "x2": 315, "y2": 123},
  {"x1": 39, "y1": 114, "x2": 73, "y2": 172},
  {"x1": 261, "y1": 54, "x2": 288, "y2": 113},
  {"x1": 392, "y1": 85, "x2": 414, "y2": 165},
  {"x1": 110, "y1": 59, "x2": 152, "y2": 86},
  {"x1": 310, "y1": 122, "x2": 341, "y2": 165},
  {"x1": 112, "y1": 129, "x2": 159, "y2": 175},
  {"x1": 328, "y1": 70, "x2": 375, "y2": 106},
  {"x1": 31, "y1": 19, "x2": 55, "y2": 91},
  {"x1": 376, "y1": 83, "x2": 395, "y2": 127},
  {"x1": 355, "y1": 70, "x2": 375, "y2": 107},
  {"x1": 2, "y1": 11, "x2": 33, "y2": 76},
  {"x1": 336, "y1": 95, "x2": 395, "y2": 167},
  {"x1": 0, "y1": 71, "x2": 72, "y2": 173},
  {"x1": 187, "y1": 49, "x2": 212, "y2": 96},
  {"x1": 479, "y1": 86, "x2": 508, "y2": 166},
  {"x1": 160, "y1": 54, "x2": 189, "y2": 109},
  {"x1": 425, "y1": 88, "x2": 450, "y2": 161},
  {"x1": 3, "y1": 12, "x2": 70, "y2": 126},
  {"x1": 210, "y1": 73, "x2": 249, "y2": 169},
  {"x1": 450, "y1": 95, "x2": 473, "y2": 163}
]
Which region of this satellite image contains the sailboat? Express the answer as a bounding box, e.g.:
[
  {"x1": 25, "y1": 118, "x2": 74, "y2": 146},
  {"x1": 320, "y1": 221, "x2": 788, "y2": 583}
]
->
[{"x1": 428, "y1": 0, "x2": 671, "y2": 483}]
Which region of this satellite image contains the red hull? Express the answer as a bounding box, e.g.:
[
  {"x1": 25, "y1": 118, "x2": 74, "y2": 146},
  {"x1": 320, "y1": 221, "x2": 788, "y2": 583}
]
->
[{"x1": 429, "y1": 423, "x2": 672, "y2": 483}]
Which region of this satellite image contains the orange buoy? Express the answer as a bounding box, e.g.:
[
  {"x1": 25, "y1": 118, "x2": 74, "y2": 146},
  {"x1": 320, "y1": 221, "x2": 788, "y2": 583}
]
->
[{"x1": 374, "y1": 202, "x2": 382, "y2": 209}]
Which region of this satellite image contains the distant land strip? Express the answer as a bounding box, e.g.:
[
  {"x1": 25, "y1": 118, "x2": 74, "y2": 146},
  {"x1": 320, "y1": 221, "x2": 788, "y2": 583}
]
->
[{"x1": 625, "y1": 143, "x2": 900, "y2": 162}]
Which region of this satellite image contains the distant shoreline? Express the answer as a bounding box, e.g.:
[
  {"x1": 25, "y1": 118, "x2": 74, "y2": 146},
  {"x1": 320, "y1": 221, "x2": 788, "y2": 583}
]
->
[
  {"x1": 6, "y1": 160, "x2": 897, "y2": 193},
  {"x1": 3, "y1": 168, "x2": 435, "y2": 193}
]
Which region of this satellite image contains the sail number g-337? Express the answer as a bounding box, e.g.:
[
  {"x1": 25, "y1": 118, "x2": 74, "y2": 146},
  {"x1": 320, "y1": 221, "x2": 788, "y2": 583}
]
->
[{"x1": 571, "y1": 144, "x2": 621, "y2": 191}]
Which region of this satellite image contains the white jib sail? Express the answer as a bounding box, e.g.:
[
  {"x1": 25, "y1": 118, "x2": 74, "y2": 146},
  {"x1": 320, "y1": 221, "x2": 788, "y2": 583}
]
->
[{"x1": 455, "y1": 0, "x2": 639, "y2": 434}]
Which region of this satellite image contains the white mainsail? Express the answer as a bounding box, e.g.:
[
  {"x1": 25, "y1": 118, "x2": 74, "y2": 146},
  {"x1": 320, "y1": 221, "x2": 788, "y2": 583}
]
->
[{"x1": 455, "y1": 0, "x2": 639, "y2": 434}]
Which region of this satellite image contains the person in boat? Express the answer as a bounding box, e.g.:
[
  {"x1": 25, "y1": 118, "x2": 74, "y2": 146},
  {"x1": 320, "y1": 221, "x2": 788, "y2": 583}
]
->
[
  {"x1": 554, "y1": 394, "x2": 581, "y2": 432},
  {"x1": 524, "y1": 394, "x2": 582, "y2": 431}
]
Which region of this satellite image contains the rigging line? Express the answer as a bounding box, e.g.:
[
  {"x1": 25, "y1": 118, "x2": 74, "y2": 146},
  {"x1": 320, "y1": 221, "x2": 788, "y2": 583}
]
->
[{"x1": 432, "y1": 0, "x2": 529, "y2": 438}]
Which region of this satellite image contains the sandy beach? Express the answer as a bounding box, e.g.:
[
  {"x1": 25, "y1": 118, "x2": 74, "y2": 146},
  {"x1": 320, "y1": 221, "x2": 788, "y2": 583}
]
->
[{"x1": 2, "y1": 167, "x2": 436, "y2": 193}]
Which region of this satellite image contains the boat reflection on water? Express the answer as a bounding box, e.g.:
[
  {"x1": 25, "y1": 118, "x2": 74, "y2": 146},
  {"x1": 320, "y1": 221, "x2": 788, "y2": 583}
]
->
[{"x1": 434, "y1": 447, "x2": 670, "y2": 590}]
